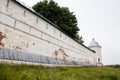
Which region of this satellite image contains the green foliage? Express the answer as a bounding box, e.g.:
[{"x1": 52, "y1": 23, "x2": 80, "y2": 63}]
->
[
  {"x1": 106, "y1": 64, "x2": 120, "y2": 68},
  {"x1": 75, "y1": 34, "x2": 84, "y2": 44},
  {"x1": 0, "y1": 63, "x2": 120, "y2": 80},
  {"x1": 32, "y1": 0, "x2": 84, "y2": 43}
]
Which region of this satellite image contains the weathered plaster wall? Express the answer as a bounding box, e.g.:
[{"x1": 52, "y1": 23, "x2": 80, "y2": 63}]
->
[{"x1": 0, "y1": 0, "x2": 96, "y2": 66}]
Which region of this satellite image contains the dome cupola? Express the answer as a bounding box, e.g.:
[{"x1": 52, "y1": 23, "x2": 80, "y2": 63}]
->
[{"x1": 88, "y1": 38, "x2": 101, "y2": 48}]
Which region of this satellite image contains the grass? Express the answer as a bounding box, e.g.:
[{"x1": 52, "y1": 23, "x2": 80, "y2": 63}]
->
[{"x1": 0, "y1": 63, "x2": 120, "y2": 80}]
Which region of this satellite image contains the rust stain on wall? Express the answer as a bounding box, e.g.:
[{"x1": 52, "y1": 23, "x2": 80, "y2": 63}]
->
[
  {"x1": 12, "y1": 46, "x2": 22, "y2": 50},
  {"x1": 15, "y1": 46, "x2": 22, "y2": 50},
  {"x1": 54, "y1": 48, "x2": 69, "y2": 60},
  {"x1": 0, "y1": 32, "x2": 6, "y2": 46},
  {"x1": 54, "y1": 50, "x2": 58, "y2": 58}
]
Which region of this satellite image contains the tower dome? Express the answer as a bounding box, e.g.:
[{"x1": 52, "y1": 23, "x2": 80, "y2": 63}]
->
[{"x1": 88, "y1": 38, "x2": 101, "y2": 48}]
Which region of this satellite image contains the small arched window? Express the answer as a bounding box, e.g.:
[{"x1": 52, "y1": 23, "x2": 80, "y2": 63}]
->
[{"x1": 98, "y1": 58, "x2": 100, "y2": 62}]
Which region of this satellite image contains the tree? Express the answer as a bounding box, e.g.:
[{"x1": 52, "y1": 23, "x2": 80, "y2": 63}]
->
[
  {"x1": 32, "y1": 0, "x2": 84, "y2": 44},
  {"x1": 75, "y1": 34, "x2": 84, "y2": 44}
]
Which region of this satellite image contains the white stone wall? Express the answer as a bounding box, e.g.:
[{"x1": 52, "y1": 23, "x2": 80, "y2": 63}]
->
[{"x1": 0, "y1": 0, "x2": 96, "y2": 66}]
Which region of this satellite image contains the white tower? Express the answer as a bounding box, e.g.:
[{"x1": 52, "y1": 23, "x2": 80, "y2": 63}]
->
[{"x1": 88, "y1": 38, "x2": 102, "y2": 66}]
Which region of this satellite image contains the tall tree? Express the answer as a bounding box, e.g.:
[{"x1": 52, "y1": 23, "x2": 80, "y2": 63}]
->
[{"x1": 32, "y1": 0, "x2": 84, "y2": 43}]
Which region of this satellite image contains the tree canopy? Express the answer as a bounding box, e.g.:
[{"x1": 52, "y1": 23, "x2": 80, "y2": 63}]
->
[{"x1": 32, "y1": 0, "x2": 84, "y2": 43}]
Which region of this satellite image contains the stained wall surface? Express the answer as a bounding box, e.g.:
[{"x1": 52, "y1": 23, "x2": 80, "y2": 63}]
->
[{"x1": 0, "y1": 0, "x2": 97, "y2": 66}]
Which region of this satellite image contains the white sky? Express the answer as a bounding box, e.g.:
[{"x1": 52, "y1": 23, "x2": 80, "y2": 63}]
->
[{"x1": 20, "y1": 0, "x2": 120, "y2": 65}]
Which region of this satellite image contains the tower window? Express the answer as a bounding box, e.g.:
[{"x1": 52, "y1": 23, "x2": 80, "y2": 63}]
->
[{"x1": 98, "y1": 58, "x2": 100, "y2": 61}]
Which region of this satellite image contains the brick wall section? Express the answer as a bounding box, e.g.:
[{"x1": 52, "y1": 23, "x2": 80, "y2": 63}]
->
[{"x1": 0, "y1": 0, "x2": 97, "y2": 66}]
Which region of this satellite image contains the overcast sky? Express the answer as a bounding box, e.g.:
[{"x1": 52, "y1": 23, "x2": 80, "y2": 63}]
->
[{"x1": 20, "y1": 0, "x2": 120, "y2": 65}]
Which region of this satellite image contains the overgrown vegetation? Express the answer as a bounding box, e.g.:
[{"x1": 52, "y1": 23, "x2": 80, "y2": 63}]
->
[
  {"x1": 0, "y1": 63, "x2": 120, "y2": 80},
  {"x1": 106, "y1": 64, "x2": 120, "y2": 68},
  {"x1": 32, "y1": 0, "x2": 84, "y2": 44}
]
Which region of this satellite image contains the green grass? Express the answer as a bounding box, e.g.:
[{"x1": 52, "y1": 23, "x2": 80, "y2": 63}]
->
[{"x1": 0, "y1": 63, "x2": 120, "y2": 80}]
